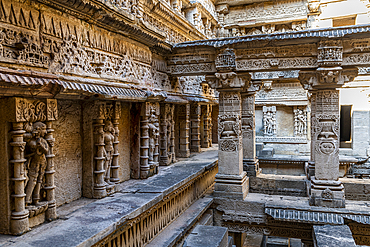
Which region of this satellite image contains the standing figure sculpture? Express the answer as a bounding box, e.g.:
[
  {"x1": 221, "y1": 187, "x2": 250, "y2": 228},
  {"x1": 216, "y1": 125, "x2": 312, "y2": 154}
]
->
[
  {"x1": 297, "y1": 109, "x2": 307, "y2": 136},
  {"x1": 24, "y1": 122, "x2": 49, "y2": 206},
  {"x1": 264, "y1": 112, "x2": 273, "y2": 136},
  {"x1": 103, "y1": 121, "x2": 115, "y2": 185}
]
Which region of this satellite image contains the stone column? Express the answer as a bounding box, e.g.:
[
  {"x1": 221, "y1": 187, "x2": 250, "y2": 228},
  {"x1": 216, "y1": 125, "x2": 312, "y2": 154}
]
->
[
  {"x1": 241, "y1": 81, "x2": 261, "y2": 177},
  {"x1": 177, "y1": 104, "x2": 190, "y2": 158},
  {"x1": 160, "y1": 104, "x2": 175, "y2": 166},
  {"x1": 299, "y1": 40, "x2": 358, "y2": 208},
  {"x1": 10, "y1": 122, "x2": 29, "y2": 235},
  {"x1": 140, "y1": 102, "x2": 160, "y2": 178},
  {"x1": 201, "y1": 104, "x2": 212, "y2": 148},
  {"x1": 93, "y1": 104, "x2": 107, "y2": 198},
  {"x1": 110, "y1": 102, "x2": 121, "y2": 183},
  {"x1": 190, "y1": 103, "x2": 201, "y2": 152}
]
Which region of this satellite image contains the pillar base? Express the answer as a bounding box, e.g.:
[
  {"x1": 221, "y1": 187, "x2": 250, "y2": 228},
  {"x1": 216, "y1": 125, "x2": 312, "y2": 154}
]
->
[
  {"x1": 309, "y1": 178, "x2": 345, "y2": 208},
  {"x1": 10, "y1": 211, "x2": 29, "y2": 235},
  {"x1": 93, "y1": 187, "x2": 107, "y2": 199},
  {"x1": 46, "y1": 202, "x2": 57, "y2": 221},
  {"x1": 243, "y1": 159, "x2": 259, "y2": 177},
  {"x1": 214, "y1": 172, "x2": 249, "y2": 200},
  {"x1": 177, "y1": 150, "x2": 190, "y2": 158}
]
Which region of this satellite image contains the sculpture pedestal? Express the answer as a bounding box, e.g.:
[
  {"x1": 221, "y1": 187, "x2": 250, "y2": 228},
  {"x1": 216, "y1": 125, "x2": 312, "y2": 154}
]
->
[
  {"x1": 214, "y1": 172, "x2": 249, "y2": 200},
  {"x1": 309, "y1": 178, "x2": 345, "y2": 208}
]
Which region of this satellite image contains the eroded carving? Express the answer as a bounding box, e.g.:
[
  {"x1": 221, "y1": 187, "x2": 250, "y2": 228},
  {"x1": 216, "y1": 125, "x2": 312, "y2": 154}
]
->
[{"x1": 263, "y1": 106, "x2": 276, "y2": 136}]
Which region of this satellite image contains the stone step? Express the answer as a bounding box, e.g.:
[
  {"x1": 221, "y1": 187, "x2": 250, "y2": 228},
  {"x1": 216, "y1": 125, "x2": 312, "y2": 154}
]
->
[{"x1": 146, "y1": 196, "x2": 214, "y2": 247}]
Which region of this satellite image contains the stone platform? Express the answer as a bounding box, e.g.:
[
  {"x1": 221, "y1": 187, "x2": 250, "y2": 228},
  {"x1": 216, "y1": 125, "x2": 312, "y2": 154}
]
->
[{"x1": 0, "y1": 147, "x2": 218, "y2": 247}]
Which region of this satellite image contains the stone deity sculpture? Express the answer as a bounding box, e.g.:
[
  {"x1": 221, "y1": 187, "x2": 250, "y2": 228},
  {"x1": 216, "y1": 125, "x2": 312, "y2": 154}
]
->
[
  {"x1": 103, "y1": 121, "x2": 115, "y2": 185},
  {"x1": 24, "y1": 122, "x2": 49, "y2": 206}
]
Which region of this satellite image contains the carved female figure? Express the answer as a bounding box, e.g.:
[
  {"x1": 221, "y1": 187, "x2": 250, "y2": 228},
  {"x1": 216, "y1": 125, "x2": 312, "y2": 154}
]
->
[
  {"x1": 103, "y1": 121, "x2": 115, "y2": 184},
  {"x1": 24, "y1": 122, "x2": 49, "y2": 206}
]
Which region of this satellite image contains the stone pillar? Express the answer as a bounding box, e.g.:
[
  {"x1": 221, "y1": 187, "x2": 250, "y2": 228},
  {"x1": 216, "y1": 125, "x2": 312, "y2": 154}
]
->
[
  {"x1": 206, "y1": 48, "x2": 251, "y2": 200},
  {"x1": 111, "y1": 102, "x2": 121, "y2": 183},
  {"x1": 140, "y1": 102, "x2": 160, "y2": 178},
  {"x1": 177, "y1": 104, "x2": 190, "y2": 158},
  {"x1": 201, "y1": 104, "x2": 212, "y2": 148},
  {"x1": 190, "y1": 103, "x2": 201, "y2": 152},
  {"x1": 44, "y1": 118, "x2": 57, "y2": 221},
  {"x1": 241, "y1": 81, "x2": 261, "y2": 177},
  {"x1": 299, "y1": 40, "x2": 358, "y2": 208},
  {"x1": 160, "y1": 104, "x2": 175, "y2": 166},
  {"x1": 92, "y1": 102, "x2": 121, "y2": 197},
  {"x1": 9, "y1": 122, "x2": 29, "y2": 235}
]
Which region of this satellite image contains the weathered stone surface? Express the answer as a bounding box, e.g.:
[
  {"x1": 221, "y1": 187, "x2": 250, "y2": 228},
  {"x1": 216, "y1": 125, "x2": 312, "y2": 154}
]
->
[{"x1": 313, "y1": 225, "x2": 356, "y2": 247}]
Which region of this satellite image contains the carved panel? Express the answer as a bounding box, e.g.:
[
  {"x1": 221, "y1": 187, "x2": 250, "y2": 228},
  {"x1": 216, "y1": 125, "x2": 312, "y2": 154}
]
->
[
  {"x1": 294, "y1": 106, "x2": 307, "y2": 137},
  {"x1": 237, "y1": 57, "x2": 317, "y2": 71},
  {"x1": 93, "y1": 102, "x2": 121, "y2": 198},
  {"x1": 9, "y1": 98, "x2": 58, "y2": 234},
  {"x1": 263, "y1": 106, "x2": 276, "y2": 137}
]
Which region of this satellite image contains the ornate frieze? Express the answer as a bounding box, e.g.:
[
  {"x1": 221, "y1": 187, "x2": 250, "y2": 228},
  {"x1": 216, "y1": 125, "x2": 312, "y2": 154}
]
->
[
  {"x1": 236, "y1": 45, "x2": 316, "y2": 59},
  {"x1": 263, "y1": 106, "x2": 276, "y2": 137},
  {"x1": 215, "y1": 48, "x2": 236, "y2": 71},
  {"x1": 93, "y1": 102, "x2": 121, "y2": 198},
  {"x1": 9, "y1": 98, "x2": 58, "y2": 234},
  {"x1": 223, "y1": 0, "x2": 307, "y2": 26},
  {"x1": 318, "y1": 40, "x2": 343, "y2": 67},
  {"x1": 255, "y1": 82, "x2": 308, "y2": 105},
  {"x1": 236, "y1": 57, "x2": 317, "y2": 71},
  {"x1": 256, "y1": 136, "x2": 308, "y2": 144}
]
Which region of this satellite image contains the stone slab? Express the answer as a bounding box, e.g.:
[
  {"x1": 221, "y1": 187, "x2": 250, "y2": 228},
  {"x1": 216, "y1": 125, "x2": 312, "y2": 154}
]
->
[
  {"x1": 0, "y1": 149, "x2": 218, "y2": 247},
  {"x1": 183, "y1": 225, "x2": 228, "y2": 247},
  {"x1": 313, "y1": 225, "x2": 356, "y2": 247}
]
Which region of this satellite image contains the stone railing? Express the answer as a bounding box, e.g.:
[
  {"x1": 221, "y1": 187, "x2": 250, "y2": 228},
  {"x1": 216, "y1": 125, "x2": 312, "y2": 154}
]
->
[{"x1": 93, "y1": 161, "x2": 218, "y2": 247}]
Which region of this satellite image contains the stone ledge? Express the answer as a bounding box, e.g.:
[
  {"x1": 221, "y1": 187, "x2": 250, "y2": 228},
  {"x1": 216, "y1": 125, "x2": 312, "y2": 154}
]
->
[{"x1": 0, "y1": 149, "x2": 218, "y2": 247}]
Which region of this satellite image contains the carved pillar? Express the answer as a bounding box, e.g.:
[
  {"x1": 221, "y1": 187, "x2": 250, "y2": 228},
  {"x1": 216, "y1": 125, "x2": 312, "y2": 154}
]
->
[
  {"x1": 299, "y1": 40, "x2": 358, "y2": 208},
  {"x1": 190, "y1": 103, "x2": 201, "y2": 152},
  {"x1": 111, "y1": 103, "x2": 121, "y2": 183},
  {"x1": 177, "y1": 104, "x2": 190, "y2": 158},
  {"x1": 206, "y1": 48, "x2": 251, "y2": 200},
  {"x1": 160, "y1": 104, "x2": 175, "y2": 166},
  {"x1": 93, "y1": 102, "x2": 121, "y2": 198},
  {"x1": 201, "y1": 105, "x2": 212, "y2": 148},
  {"x1": 140, "y1": 102, "x2": 160, "y2": 178},
  {"x1": 241, "y1": 92, "x2": 258, "y2": 177},
  {"x1": 10, "y1": 122, "x2": 28, "y2": 235},
  {"x1": 9, "y1": 98, "x2": 58, "y2": 234},
  {"x1": 44, "y1": 99, "x2": 58, "y2": 221}
]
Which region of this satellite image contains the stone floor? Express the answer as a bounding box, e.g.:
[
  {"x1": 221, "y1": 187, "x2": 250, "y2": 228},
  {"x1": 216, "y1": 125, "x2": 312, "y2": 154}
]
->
[{"x1": 0, "y1": 146, "x2": 218, "y2": 247}]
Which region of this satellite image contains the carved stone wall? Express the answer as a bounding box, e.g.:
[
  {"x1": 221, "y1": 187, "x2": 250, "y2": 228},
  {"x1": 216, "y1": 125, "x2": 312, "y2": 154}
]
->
[{"x1": 140, "y1": 102, "x2": 160, "y2": 178}]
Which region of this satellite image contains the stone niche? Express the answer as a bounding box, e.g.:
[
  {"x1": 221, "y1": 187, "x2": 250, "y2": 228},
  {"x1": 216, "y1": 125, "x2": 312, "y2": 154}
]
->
[
  {"x1": 255, "y1": 81, "x2": 310, "y2": 155},
  {"x1": 82, "y1": 101, "x2": 122, "y2": 199},
  {"x1": 0, "y1": 97, "x2": 58, "y2": 235}
]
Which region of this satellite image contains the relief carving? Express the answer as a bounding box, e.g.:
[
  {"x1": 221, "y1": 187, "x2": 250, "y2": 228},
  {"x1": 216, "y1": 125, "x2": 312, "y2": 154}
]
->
[
  {"x1": 10, "y1": 98, "x2": 58, "y2": 233},
  {"x1": 294, "y1": 107, "x2": 307, "y2": 137},
  {"x1": 93, "y1": 102, "x2": 121, "y2": 197},
  {"x1": 263, "y1": 106, "x2": 276, "y2": 136}
]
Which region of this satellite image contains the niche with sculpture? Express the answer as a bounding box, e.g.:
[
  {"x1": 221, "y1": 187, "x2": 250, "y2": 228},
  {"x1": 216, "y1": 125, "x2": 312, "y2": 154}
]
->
[
  {"x1": 8, "y1": 98, "x2": 58, "y2": 234},
  {"x1": 93, "y1": 102, "x2": 121, "y2": 198}
]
